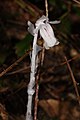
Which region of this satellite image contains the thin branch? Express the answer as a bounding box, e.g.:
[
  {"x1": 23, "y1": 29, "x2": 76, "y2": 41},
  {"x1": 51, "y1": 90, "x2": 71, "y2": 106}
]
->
[
  {"x1": 34, "y1": 70, "x2": 40, "y2": 120},
  {"x1": 60, "y1": 53, "x2": 80, "y2": 66},
  {"x1": 1, "y1": 50, "x2": 80, "y2": 77},
  {"x1": 0, "y1": 49, "x2": 31, "y2": 77},
  {"x1": 41, "y1": 47, "x2": 45, "y2": 66},
  {"x1": 45, "y1": 0, "x2": 48, "y2": 17},
  {"x1": 73, "y1": 0, "x2": 80, "y2": 5},
  {"x1": 6, "y1": 66, "x2": 30, "y2": 75},
  {"x1": 64, "y1": 56, "x2": 80, "y2": 105},
  {"x1": 33, "y1": 51, "x2": 42, "y2": 120}
]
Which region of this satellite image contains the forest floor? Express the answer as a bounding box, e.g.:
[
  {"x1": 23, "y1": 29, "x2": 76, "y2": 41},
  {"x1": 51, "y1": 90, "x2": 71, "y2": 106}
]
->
[{"x1": 0, "y1": 0, "x2": 80, "y2": 120}]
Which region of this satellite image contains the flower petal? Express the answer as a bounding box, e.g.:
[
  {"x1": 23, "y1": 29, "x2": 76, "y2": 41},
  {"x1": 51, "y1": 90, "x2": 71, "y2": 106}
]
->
[
  {"x1": 28, "y1": 21, "x2": 34, "y2": 36},
  {"x1": 40, "y1": 24, "x2": 57, "y2": 48},
  {"x1": 49, "y1": 20, "x2": 60, "y2": 24},
  {"x1": 44, "y1": 42, "x2": 49, "y2": 49},
  {"x1": 35, "y1": 15, "x2": 48, "y2": 27}
]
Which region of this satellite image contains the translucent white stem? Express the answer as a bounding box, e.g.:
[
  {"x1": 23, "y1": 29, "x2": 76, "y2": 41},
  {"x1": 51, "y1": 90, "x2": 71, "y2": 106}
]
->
[
  {"x1": 26, "y1": 15, "x2": 60, "y2": 120},
  {"x1": 26, "y1": 33, "x2": 38, "y2": 120}
]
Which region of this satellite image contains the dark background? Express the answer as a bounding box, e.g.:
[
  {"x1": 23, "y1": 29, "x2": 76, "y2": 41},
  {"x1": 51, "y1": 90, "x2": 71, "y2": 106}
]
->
[{"x1": 0, "y1": 0, "x2": 80, "y2": 120}]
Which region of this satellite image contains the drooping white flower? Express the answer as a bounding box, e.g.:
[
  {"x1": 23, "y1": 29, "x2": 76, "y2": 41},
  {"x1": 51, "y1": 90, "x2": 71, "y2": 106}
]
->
[{"x1": 28, "y1": 15, "x2": 60, "y2": 49}]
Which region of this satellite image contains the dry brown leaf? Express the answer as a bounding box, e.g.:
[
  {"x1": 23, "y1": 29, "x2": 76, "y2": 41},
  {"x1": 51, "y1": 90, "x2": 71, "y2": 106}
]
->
[
  {"x1": 0, "y1": 103, "x2": 8, "y2": 120},
  {"x1": 39, "y1": 99, "x2": 59, "y2": 117},
  {"x1": 59, "y1": 101, "x2": 80, "y2": 120},
  {"x1": 0, "y1": 87, "x2": 9, "y2": 93},
  {"x1": 39, "y1": 99, "x2": 80, "y2": 120}
]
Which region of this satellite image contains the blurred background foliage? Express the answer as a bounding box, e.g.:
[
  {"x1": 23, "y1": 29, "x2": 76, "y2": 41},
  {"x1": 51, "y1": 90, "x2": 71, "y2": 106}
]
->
[{"x1": 0, "y1": 0, "x2": 80, "y2": 120}]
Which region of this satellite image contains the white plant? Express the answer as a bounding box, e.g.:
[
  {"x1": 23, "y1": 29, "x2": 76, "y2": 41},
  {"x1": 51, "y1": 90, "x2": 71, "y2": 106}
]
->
[{"x1": 26, "y1": 15, "x2": 60, "y2": 120}]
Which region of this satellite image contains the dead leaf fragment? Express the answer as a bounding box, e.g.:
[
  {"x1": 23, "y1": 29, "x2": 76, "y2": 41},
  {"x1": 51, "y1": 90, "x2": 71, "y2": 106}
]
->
[
  {"x1": 0, "y1": 103, "x2": 8, "y2": 120},
  {"x1": 39, "y1": 99, "x2": 59, "y2": 117}
]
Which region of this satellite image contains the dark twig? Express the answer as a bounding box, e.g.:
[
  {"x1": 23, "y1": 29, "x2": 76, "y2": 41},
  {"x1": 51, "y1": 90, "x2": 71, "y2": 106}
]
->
[
  {"x1": 0, "y1": 49, "x2": 31, "y2": 77},
  {"x1": 34, "y1": 50, "x2": 42, "y2": 120},
  {"x1": 60, "y1": 53, "x2": 80, "y2": 66},
  {"x1": 6, "y1": 66, "x2": 30, "y2": 75},
  {"x1": 34, "y1": 70, "x2": 40, "y2": 120},
  {"x1": 73, "y1": 0, "x2": 80, "y2": 5},
  {"x1": 1, "y1": 50, "x2": 80, "y2": 77},
  {"x1": 64, "y1": 56, "x2": 80, "y2": 105}
]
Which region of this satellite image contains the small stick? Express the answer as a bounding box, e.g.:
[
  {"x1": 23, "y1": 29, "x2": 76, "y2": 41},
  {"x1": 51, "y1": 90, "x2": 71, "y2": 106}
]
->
[
  {"x1": 73, "y1": 0, "x2": 80, "y2": 5},
  {"x1": 6, "y1": 66, "x2": 30, "y2": 75},
  {"x1": 34, "y1": 51, "x2": 42, "y2": 120},
  {"x1": 34, "y1": 71, "x2": 40, "y2": 120},
  {"x1": 1, "y1": 50, "x2": 80, "y2": 77},
  {"x1": 64, "y1": 56, "x2": 80, "y2": 105},
  {"x1": 45, "y1": 0, "x2": 48, "y2": 17},
  {"x1": 0, "y1": 49, "x2": 31, "y2": 78},
  {"x1": 60, "y1": 53, "x2": 80, "y2": 66}
]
